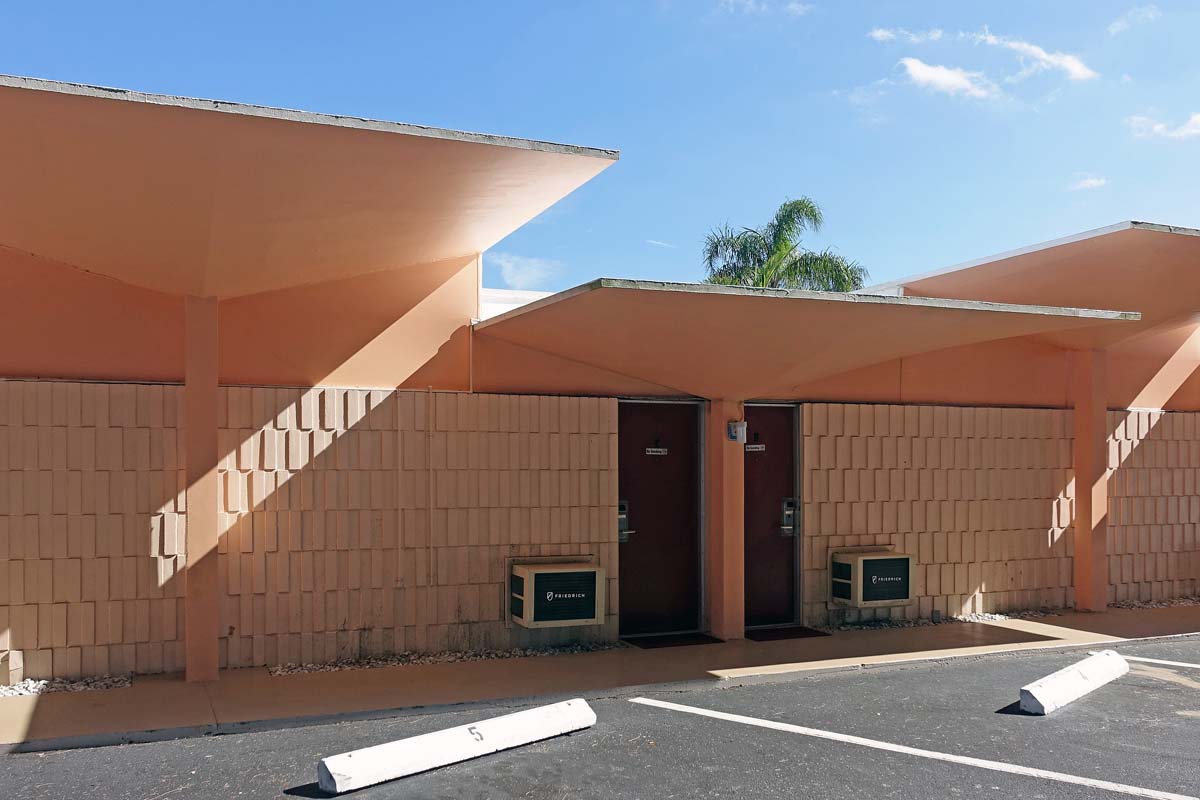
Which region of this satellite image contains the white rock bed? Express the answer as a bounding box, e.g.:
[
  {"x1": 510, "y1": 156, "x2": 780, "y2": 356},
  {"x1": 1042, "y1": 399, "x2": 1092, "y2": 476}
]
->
[
  {"x1": 829, "y1": 607, "x2": 1067, "y2": 632},
  {"x1": 0, "y1": 675, "x2": 131, "y2": 697},
  {"x1": 830, "y1": 596, "x2": 1200, "y2": 632},
  {"x1": 268, "y1": 641, "x2": 630, "y2": 677},
  {"x1": 1111, "y1": 595, "x2": 1200, "y2": 610}
]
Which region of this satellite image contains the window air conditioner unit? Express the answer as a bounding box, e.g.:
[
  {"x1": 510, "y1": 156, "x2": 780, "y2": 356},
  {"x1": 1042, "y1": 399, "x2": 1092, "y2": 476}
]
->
[
  {"x1": 510, "y1": 563, "x2": 606, "y2": 628},
  {"x1": 830, "y1": 549, "x2": 914, "y2": 608}
]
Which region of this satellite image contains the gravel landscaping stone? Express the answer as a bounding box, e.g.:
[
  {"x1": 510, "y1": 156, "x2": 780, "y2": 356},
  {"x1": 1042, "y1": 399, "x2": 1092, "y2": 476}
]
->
[
  {"x1": 1111, "y1": 595, "x2": 1200, "y2": 609},
  {"x1": 267, "y1": 640, "x2": 630, "y2": 676},
  {"x1": 828, "y1": 607, "x2": 1068, "y2": 632},
  {"x1": 0, "y1": 675, "x2": 131, "y2": 697},
  {"x1": 829, "y1": 596, "x2": 1200, "y2": 633}
]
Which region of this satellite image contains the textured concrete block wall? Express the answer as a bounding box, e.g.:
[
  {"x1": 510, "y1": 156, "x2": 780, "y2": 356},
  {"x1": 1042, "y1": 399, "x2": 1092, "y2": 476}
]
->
[
  {"x1": 0, "y1": 380, "x2": 186, "y2": 682},
  {"x1": 216, "y1": 389, "x2": 619, "y2": 669},
  {"x1": 1107, "y1": 410, "x2": 1200, "y2": 603},
  {"x1": 802, "y1": 403, "x2": 1075, "y2": 626}
]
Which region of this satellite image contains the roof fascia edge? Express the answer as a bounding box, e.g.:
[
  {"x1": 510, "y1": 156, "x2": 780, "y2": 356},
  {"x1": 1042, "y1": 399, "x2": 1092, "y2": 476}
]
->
[
  {"x1": 861, "y1": 221, "x2": 1200, "y2": 296},
  {"x1": 472, "y1": 276, "x2": 1139, "y2": 333},
  {"x1": 0, "y1": 73, "x2": 620, "y2": 160}
]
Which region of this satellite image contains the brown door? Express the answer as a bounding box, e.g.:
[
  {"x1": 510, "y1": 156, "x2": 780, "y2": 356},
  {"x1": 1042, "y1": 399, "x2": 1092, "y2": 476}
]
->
[
  {"x1": 744, "y1": 405, "x2": 798, "y2": 628},
  {"x1": 618, "y1": 402, "x2": 701, "y2": 635}
]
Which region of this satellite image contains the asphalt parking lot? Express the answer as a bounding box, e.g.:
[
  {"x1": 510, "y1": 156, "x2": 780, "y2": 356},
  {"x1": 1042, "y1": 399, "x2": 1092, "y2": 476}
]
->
[{"x1": 4, "y1": 636, "x2": 1200, "y2": 799}]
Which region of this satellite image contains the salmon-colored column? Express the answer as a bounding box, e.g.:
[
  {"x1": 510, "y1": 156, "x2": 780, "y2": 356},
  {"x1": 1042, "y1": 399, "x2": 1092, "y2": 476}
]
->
[
  {"x1": 706, "y1": 399, "x2": 745, "y2": 640},
  {"x1": 185, "y1": 296, "x2": 220, "y2": 681},
  {"x1": 1072, "y1": 350, "x2": 1108, "y2": 611}
]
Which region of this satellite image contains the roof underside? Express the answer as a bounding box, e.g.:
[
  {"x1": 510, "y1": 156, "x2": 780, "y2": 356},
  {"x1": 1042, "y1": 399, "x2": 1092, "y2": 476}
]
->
[
  {"x1": 474, "y1": 280, "x2": 1138, "y2": 399},
  {"x1": 0, "y1": 75, "x2": 617, "y2": 298},
  {"x1": 871, "y1": 223, "x2": 1200, "y2": 351}
]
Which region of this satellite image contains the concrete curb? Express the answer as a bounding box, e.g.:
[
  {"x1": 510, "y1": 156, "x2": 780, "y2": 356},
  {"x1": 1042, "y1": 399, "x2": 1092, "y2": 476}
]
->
[
  {"x1": 2, "y1": 724, "x2": 217, "y2": 754},
  {"x1": 317, "y1": 698, "x2": 596, "y2": 794},
  {"x1": 5, "y1": 629, "x2": 1198, "y2": 753},
  {"x1": 1018, "y1": 650, "x2": 1129, "y2": 715}
]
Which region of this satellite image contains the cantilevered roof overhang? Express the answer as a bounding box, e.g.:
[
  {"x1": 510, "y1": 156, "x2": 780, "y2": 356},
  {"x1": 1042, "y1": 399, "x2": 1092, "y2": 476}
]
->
[
  {"x1": 0, "y1": 75, "x2": 618, "y2": 298},
  {"x1": 473, "y1": 279, "x2": 1139, "y2": 399},
  {"x1": 864, "y1": 222, "x2": 1200, "y2": 351}
]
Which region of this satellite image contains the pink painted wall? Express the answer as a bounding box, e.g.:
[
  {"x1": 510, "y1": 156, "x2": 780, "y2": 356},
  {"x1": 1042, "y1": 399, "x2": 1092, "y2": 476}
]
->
[
  {"x1": 0, "y1": 246, "x2": 184, "y2": 383},
  {"x1": 0, "y1": 246, "x2": 479, "y2": 392}
]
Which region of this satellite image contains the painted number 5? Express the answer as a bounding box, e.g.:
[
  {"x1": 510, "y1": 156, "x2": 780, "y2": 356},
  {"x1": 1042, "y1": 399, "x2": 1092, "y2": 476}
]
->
[{"x1": 468, "y1": 726, "x2": 484, "y2": 742}]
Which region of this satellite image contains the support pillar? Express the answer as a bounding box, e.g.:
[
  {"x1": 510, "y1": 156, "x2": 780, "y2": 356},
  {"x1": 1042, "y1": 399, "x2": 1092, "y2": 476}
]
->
[
  {"x1": 1071, "y1": 350, "x2": 1109, "y2": 612},
  {"x1": 705, "y1": 399, "x2": 745, "y2": 640},
  {"x1": 185, "y1": 296, "x2": 220, "y2": 681}
]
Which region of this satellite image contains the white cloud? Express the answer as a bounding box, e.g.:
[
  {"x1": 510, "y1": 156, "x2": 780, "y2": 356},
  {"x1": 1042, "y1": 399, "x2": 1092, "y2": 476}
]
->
[
  {"x1": 1108, "y1": 5, "x2": 1161, "y2": 36},
  {"x1": 1068, "y1": 175, "x2": 1108, "y2": 191},
  {"x1": 489, "y1": 252, "x2": 563, "y2": 290},
  {"x1": 1121, "y1": 73, "x2": 1135, "y2": 84},
  {"x1": 964, "y1": 27, "x2": 1098, "y2": 81},
  {"x1": 838, "y1": 78, "x2": 892, "y2": 106},
  {"x1": 867, "y1": 27, "x2": 943, "y2": 43},
  {"x1": 646, "y1": 239, "x2": 677, "y2": 249},
  {"x1": 718, "y1": 0, "x2": 770, "y2": 12},
  {"x1": 1127, "y1": 112, "x2": 1200, "y2": 140},
  {"x1": 899, "y1": 57, "x2": 997, "y2": 99},
  {"x1": 717, "y1": 0, "x2": 811, "y2": 13},
  {"x1": 833, "y1": 78, "x2": 894, "y2": 124}
]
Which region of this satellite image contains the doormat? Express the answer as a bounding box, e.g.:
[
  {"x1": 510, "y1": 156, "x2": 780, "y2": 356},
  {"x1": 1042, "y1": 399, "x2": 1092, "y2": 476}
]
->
[
  {"x1": 745, "y1": 626, "x2": 830, "y2": 642},
  {"x1": 621, "y1": 633, "x2": 724, "y2": 649}
]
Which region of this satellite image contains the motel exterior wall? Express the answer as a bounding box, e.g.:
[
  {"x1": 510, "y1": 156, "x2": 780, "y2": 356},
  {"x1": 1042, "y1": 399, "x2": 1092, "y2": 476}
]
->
[
  {"x1": 5, "y1": 376, "x2": 1200, "y2": 681},
  {"x1": 0, "y1": 380, "x2": 617, "y2": 682},
  {"x1": 216, "y1": 387, "x2": 618, "y2": 671},
  {"x1": 800, "y1": 403, "x2": 1076, "y2": 628},
  {"x1": 2, "y1": 237, "x2": 1200, "y2": 682},
  {"x1": 0, "y1": 380, "x2": 187, "y2": 683},
  {"x1": 1108, "y1": 409, "x2": 1200, "y2": 603},
  {"x1": 796, "y1": 402, "x2": 1200, "y2": 626}
]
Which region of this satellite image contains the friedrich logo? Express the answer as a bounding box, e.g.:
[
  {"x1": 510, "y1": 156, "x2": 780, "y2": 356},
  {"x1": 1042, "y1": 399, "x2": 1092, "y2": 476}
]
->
[
  {"x1": 546, "y1": 591, "x2": 586, "y2": 602},
  {"x1": 872, "y1": 575, "x2": 902, "y2": 585}
]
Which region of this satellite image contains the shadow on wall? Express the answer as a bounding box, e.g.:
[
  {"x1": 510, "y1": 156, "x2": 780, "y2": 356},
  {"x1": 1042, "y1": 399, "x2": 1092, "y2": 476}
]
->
[
  {"x1": 0, "y1": 246, "x2": 185, "y2": 382},
  {"x1": 0, "y1": 381, "x2": 621, "y2": 683},
  {"x1": 799, "y1": 402, "x2": 1077, "y2": 629},
  {"x1": 213, "y1": 386, "x2": 620, "y2": 670},
  {"x1": 219, "y1": 254, "x2": 477, "y2": 390},
  {"x1": 0, "y1": 247, "x2": 486, "y2": 683},
  {"x1": 0, "y1": 382, "x2": 187, "y2": 682},
  {"x1": 6, "y1": 251, "x2": 1200, "y2": 683},
  {"x1": 0, "y1": 245, "x2": 478, "y2": 390},
  {"x1": 799, "y1": 324, "x2": 1200, "y2": 628}
]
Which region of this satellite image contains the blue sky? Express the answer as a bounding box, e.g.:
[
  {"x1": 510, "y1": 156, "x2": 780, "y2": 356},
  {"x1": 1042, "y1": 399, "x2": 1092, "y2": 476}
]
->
[{"x1": 4, "y1": 1, "x2": 1197, "y2": 291}]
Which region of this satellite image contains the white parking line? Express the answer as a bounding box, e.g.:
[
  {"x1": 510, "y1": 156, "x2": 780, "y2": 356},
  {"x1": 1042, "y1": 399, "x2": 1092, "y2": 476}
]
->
[
  {"x1": 1090, "y1": 652, "x2": 1200, "y2": 670},
  {"x1": 629, "y1": 697, "x2": 1198, "y2": 800}
]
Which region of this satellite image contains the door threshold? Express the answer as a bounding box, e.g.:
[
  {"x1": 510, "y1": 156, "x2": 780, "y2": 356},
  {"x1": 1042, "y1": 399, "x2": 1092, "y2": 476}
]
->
[
  {"x1": 744, "y1": 625, "x2": 830, "y2": 642},
  {"x1": 621, "y1": 632, "x2": 723, "y2": 649}
]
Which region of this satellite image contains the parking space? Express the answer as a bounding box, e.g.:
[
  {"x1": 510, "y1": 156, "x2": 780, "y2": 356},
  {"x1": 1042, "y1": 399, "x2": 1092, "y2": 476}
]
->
[{"x1": 3, "y1": 637, "x2": 1199, "y2": 799}]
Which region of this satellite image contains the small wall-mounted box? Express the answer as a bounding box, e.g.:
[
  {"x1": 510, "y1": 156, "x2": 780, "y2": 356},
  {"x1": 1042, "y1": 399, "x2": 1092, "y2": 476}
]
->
[
  {"x1": 830, "y1": 549, "x2": 914, "y2": 608},
  {"x1": 510, "y1": 563, "x2": 606, "y2": 629}
]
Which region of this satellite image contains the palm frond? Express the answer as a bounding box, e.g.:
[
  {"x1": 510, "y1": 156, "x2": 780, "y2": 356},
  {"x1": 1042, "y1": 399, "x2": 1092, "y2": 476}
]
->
[
  {"x1": 765, "y1": 197, "x2": 823, "y2": 255},
  {"x1": 701, "y1": 197, "x2": 865, "y2": 292},
  {"x1": 783, "y1": 248, "x2": 869, "y2": 291}
]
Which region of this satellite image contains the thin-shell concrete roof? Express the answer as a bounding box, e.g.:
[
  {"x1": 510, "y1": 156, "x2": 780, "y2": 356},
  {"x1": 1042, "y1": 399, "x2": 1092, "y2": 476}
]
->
[
  {"x1": 861, "y1": 221, "x2": 1200, "y2": 351},
  {"x1": 0, "y1": 74, "x2": 618, "y2": 298},
  {"x1": 474, "y1": 278, "x2": 1138, "y2": 399}
]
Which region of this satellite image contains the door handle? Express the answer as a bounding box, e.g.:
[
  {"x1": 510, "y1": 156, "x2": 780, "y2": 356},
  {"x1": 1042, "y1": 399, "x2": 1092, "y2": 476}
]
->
[
  {"x1": 618, "y1": 499, "x2": 636, "y2": 543},
  {"x1": 780, "y1": 498, "x2": 798, "y2": 537}
]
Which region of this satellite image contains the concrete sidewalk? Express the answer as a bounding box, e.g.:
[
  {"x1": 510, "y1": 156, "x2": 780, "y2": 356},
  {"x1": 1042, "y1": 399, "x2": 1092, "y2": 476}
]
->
[{"x1": 3, "y1": 605, "x2": 1197, "y2": 751}]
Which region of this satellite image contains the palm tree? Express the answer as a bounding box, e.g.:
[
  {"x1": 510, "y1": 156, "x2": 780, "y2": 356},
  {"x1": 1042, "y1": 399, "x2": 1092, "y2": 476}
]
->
[{"x1": 702, "y1": 197, "x2": 868, "y2": 291}]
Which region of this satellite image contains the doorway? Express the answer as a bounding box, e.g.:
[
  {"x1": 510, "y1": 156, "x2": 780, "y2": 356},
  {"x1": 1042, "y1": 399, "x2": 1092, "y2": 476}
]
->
[
  {"x1": 743, "y1": 404, "x2": 799, "y2": 628},
  {"x1": 617, "y1": 401, "x2": 702, "y2": 636}
]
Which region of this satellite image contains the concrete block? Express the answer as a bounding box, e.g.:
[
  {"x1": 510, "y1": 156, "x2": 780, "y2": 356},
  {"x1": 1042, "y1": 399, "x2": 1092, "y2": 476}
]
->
[
  {"x1": 317, "y1": 698, "x2": 596, "y2": 794},
  {"x1": 1019, "y1": 650, "x2": 1128, "y2": 715}
]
